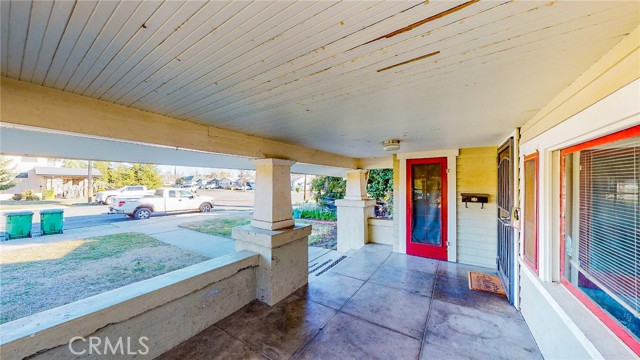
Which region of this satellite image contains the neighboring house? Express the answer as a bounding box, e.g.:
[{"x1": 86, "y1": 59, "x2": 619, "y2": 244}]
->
[
  {"x1": 193, "y1": 177, "x2": 209, "y2": 188},
  {"x1": 178, "y1": 175, "x2": 195, "y2": 186},
  {"x1": 218, "y1": 177, "x2": 233, "y2": 189},
  {"x1": 0, "y1": 165, "x2": 102, "y2": 199},
  {"x1": 203, "y1": 178, "x2": 219, "y2": 188}
]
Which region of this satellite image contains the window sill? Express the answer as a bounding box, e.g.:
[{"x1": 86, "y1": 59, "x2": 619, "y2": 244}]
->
[{"x1": 519, "y1": 262, "x2": 636, "y2": 359}]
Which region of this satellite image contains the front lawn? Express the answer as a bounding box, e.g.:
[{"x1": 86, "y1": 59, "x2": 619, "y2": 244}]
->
[
  {"x1": 180, "y1": 216, "x2": 337, "y2": 250},
  {"x1": 182, "y1": 216, "x2": 251, "y2": 238},
  {"x1": 0, "y1": 232, "x2": 208, "y2": 324}
]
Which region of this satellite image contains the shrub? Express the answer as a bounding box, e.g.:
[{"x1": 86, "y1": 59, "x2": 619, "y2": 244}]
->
[
  {"x1": 21, "y1": 190, "x2": 41, "y2": 201},
  {"x1": 12, "y1": 193, "x2": 22, "y2": 201},
  {"x1": 293, "y1": 204, "x2": 337, "y2": 221},
  {"x1": 42, "y1": 189, "x2": 55, "y2": 200}
]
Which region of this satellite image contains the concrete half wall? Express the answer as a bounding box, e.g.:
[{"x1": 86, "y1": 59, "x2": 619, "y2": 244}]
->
[
  {"x1": 368, "y1": 218, "x2": 393, "y2": 245},
  {"x1": 0, "y1": 252, "x2": 259, "y2": 360}
]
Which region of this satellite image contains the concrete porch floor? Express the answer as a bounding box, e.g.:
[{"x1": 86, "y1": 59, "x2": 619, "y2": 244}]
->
[{"x1": 158, "y1": 244, "x2": 542, "y2": 360}]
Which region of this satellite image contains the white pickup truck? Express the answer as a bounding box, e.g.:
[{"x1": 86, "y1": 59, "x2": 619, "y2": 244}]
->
[
  {"x1": 96, "y1": 186, "x2": 154, "y2": 205},
  {"x1": 111, "y1": 188, "x2": 214, "y2": 219}
]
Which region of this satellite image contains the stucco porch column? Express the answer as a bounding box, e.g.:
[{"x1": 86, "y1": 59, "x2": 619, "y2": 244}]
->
[
  {"x1": 232, "y1": 159, "x2": 311, "y2": 306},
  {"x1": 336, "y1": 169, "x2": 376, "y2": 252}
]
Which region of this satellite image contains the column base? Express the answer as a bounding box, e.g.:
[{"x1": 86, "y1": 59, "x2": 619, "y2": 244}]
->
[
  {"x1": 232, "y1": 224, "x2": 311, "y2": 305},
  {"x1": 250, "y1": 218, "x2": 295, "y2": 231}
]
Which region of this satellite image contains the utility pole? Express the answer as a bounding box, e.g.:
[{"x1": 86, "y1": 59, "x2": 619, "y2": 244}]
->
[
  {"x1": 87, "y1": 160, "x2": 93, "y2": 203},
  {"x1": 303, "y1": 174, "x2": 307, "y2": 201}
]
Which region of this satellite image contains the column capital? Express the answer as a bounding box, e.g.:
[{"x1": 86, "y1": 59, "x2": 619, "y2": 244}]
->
[
  {"x1": 251, "y1": 158, "x2": 295, "y2": 167},
  {"x1": 344, "y1": 168, "x2": 371, "y2": 200}
]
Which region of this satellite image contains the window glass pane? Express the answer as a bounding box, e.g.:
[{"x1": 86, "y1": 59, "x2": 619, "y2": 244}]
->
[
  {"x1": 180, "y1": 191, "x2": 192, "y2": 198},
  {"x1": 562, "y1": 136, "x2": 640, "y2": 341},
  {"x1": 411, "y1": 163, "x2": 442, "y2": 245},
  {"x1": 523, "y1": 156, "x2": 537, "y2": 267}
]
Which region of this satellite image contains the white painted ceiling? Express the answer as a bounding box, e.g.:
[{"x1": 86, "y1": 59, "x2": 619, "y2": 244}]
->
[{"x1": 2, "y1": 0, "x2": 638, "y2": 158}]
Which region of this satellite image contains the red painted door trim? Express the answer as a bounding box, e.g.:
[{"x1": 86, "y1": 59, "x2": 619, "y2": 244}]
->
[
  {"x1": 559, "y1": 125, "x2": 640, "y2": 355},
  {"x1": 406, "y1": 157, "x2": 448, "y2": 260}
]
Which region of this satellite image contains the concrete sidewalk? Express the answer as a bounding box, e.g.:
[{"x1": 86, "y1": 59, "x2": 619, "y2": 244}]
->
[
  {"x1": 151, "y1": 229, "x2": 236, "y2": 258},
  {"x1": 0, "y1": 212, "x2": 244, "y2": 251},
  {"x1": 1, "y1": 212, "x2": 338, "y2": 270}
]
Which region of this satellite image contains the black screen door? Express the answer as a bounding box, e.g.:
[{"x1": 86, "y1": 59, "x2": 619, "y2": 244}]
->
[{"x1": 497, "y1": 138, "x2": 515, "y2": 303}]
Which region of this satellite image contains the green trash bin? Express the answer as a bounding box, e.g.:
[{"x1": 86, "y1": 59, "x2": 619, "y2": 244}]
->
[
  {"x1": 4, "y1": 211, "x2": 34, "y2": 240},
  {"x1": 40, "y1": 209, "x2": 64, "y2": 235}
]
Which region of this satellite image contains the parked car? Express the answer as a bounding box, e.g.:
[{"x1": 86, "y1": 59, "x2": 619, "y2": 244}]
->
[
  {"x1": 177, "y1": 184, "x2": 198, "y2": 193},
  {"x1": 110, "y1": 188, "x2": 214, "y2": 219},
  {"x1": 204, "y1": 181, "x2": 218, "y2": 189},
  {"x1": 95, "y1": 186, "x2": 154, "y2": 205}
]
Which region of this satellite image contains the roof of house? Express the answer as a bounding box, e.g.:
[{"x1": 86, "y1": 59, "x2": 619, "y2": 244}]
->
[{"x1": 34, "y1": 167, "x2": 102, "y2": 177}]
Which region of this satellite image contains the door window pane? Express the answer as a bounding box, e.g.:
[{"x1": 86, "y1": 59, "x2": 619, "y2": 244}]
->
[{"x1": 411, "y1": 163, "x2": 442, "y2": 245}]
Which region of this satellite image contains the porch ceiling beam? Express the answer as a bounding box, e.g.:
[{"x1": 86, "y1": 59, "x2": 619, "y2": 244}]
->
[{"x1": 0, "y1": 78, "x2": 358, "y2": 169}]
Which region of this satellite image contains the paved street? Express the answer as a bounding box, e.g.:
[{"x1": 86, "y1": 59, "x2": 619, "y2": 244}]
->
[{"x1": 0, "y1": 189, "x2": 302, "y2": 235}]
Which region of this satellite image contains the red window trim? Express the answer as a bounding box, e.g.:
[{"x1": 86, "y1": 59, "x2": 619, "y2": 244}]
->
[
  {"x1": 559, "y1": 125, "x2": 640, "y2": 355},
  {"x1": 522, "y1": 152, "x2": 539, "y2": 274}
]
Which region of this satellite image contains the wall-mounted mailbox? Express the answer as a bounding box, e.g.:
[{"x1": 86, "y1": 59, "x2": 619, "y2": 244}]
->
[{"x1": 461, "y1": 193, "x2": 489, "y2": 209}]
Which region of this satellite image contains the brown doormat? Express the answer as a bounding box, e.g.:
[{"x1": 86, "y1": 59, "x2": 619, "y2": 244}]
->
[{"x1": 468, "y1": 272, "x2": 506, "y2": 297}]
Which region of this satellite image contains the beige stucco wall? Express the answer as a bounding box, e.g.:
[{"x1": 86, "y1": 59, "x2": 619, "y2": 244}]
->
[{"x1": 456, "y1": 147, "x2": 498, "y2": 268}]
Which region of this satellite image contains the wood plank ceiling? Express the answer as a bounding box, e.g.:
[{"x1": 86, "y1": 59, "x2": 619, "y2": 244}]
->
[{"x1": 2, "y1": 0, "x2": 638, "y2": 158}]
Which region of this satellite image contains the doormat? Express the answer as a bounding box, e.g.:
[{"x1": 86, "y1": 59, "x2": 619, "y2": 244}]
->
[{"x1": 468, "y1": 272, "x2": 506, "y2": 297}]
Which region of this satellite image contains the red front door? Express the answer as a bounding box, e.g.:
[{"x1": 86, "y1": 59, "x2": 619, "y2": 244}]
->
[{"x1": 406, "y1": 157, "x2": 448, "y2": 260}]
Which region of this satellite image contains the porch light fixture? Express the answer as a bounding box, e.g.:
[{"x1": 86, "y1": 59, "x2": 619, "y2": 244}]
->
[{"x1": 383, "y1": 139, "x2": 401, "y2": 152}]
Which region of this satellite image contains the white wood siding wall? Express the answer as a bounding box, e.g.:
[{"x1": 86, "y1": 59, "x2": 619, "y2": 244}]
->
[{"x1": 456, "y1": 147, "x2": 498, "y2": 268}]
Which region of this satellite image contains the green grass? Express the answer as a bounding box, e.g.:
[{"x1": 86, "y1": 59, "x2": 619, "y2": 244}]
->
[
  {"x1": 181, "y1": 216, "x2": 337, "y2": 250},
  {"x1": 181, "y1": 217, "x2": 251, "y2": 237},
  {"x1": 0, "y1": 232, "x2": 208, "y2": 324},
  {"x1": 60, "y1": 232, "x2": 164, "y2": 261}
]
